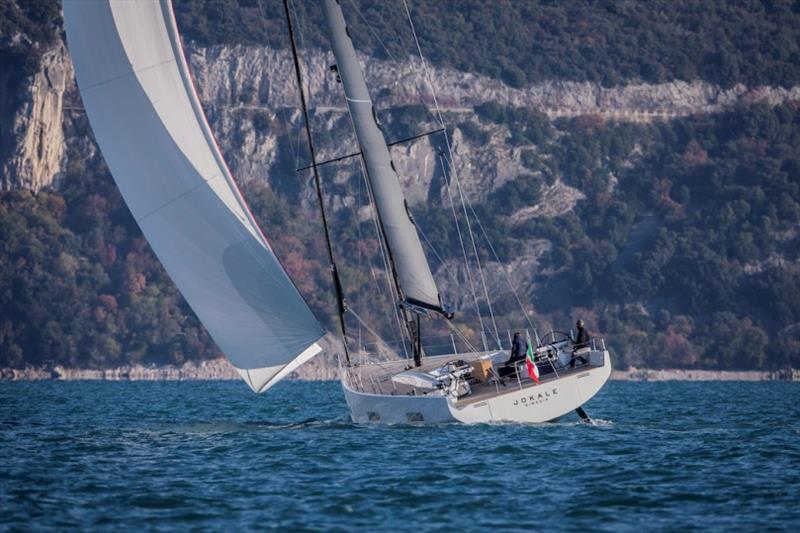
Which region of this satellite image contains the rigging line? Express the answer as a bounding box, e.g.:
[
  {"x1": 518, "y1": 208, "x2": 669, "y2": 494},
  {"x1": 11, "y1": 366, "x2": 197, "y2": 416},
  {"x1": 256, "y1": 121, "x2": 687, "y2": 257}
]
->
[
  {"x1": 256, "y1": 0, "x2": 301, "y2": 167},
  {"x1": 355, "y1": 164, "x2": 406, "y2": 353},
  {"x1": 283, "y1": 0, "x2": 351, "y2": 364},
  {"x1": 367, "y1": 246, "x2": 405, "y2": 355},
  {"x1": 452, "y1": 160, "x2": 502, "y2": 350},
  {"x1": 351, "y1": 158, "x2": 403, "y2": 355},
  {"x1": 442, "y1": 317, "x2": 481, "y2": 355},
  {"x1": 441, "y1": 153, "x2": 486, "y2": 350},
  {"x1": 401, "y1": 0, "x2": 446, "y2": 126},
  {"x1": 289, "y1": 0, "x2": 315, "y2": 171},
  {"x1": 347, "y1": 308, "x2": 401, "y2": 361},
  {"x1": 347, "y1": 0, "x2": 399, "y2": 63},
  {"x1": 297, "y1": 127, "x2": 444, "y2": 171},
  {"x1": 403, "y1": 0, "x2": 503, "y2": 347},
  {"x1": 354, "y1": 163, "x2": 363, "y2": 354},
  {"x1": 340, "y1": 76, "x2": 411, "y2": 359},
  {"x1": 402, "y1": 0, "x2": 468, "y2": 215},
  {"x1": 415, "y1": 221, "x2": 459, "y2": 291},
  {"x1": 465, "y1": 198, "x2": 538, "y2": 333},
  {"x1": 358, "y1": 154, "x2": 411, "y2": 359},
  {"x1": 440, "y1": 131, "x2": 537, "y2": 333},
  {"x1": 439, "y1": 150, "x2": 536, "y2": 334}
]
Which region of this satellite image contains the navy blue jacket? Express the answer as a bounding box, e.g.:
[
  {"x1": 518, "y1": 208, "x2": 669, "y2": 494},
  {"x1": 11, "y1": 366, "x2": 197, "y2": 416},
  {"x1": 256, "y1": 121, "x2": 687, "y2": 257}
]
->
[{"x1": 508, "y1": 335, "x2": 527, "y2": 364}]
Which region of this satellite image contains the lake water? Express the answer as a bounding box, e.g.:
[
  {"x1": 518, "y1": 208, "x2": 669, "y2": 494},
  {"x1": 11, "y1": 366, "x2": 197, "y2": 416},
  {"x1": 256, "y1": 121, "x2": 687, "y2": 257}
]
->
[{"x1": 2, "y1": 380, "x2": 799, "y2": 531}]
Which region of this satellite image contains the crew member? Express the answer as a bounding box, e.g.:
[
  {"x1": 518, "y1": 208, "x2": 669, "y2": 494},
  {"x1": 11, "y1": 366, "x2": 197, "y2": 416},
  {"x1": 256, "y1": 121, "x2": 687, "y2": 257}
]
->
[
  {"x1": 499, "y1": 332, "x2": 528, "y2": 380},
  {"x1": 508, "y1": 332, "x2": 527, "y2": 365},
  {"x1": 574, "y1": 320, "x2": 590, "y2": 349},
  {"x1": 569, "y1": 319, "x2": 590, "y2": 368}
]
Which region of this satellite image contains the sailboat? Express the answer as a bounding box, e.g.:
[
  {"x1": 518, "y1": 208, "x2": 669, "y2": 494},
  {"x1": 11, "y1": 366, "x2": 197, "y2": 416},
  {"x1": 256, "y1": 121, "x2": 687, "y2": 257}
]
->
[{"x1": 63, "y1": 0, "x2": 611, "y2": 424}]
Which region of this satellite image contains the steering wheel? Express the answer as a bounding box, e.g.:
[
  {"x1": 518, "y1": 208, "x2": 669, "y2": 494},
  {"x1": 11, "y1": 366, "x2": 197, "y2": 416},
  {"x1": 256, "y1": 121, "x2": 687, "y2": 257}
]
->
[{"x1": 539, "y1": 330, "x2": 571, "y2": 346}]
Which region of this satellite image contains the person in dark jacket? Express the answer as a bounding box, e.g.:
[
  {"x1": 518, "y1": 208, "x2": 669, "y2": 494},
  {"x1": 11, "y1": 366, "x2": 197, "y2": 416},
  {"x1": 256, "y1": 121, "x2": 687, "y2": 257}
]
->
[
  {"x1": 508, "y1": 332, "x2": 527, "y2": 365},
  {"x1": 498, "y1": 332, "x2": 528, "y2": 380},
  {"x1": 569, "y1": 319, "x2": 590, "y2": 368},
  {"x1": 574, "y1": 320, "x2": 590, "y2": 348}
]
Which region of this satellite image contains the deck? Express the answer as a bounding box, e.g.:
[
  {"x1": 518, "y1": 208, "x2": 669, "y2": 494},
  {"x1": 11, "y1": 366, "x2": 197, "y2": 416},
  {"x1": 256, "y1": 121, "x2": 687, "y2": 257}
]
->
[{"x1": 341, "y1": 349, "x2": 605, "y2": 404}]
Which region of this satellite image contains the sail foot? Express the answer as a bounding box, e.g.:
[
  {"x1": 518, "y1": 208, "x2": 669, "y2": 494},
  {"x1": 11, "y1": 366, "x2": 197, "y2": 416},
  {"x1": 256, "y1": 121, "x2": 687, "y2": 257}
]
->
[{"x1": 400, "y1": 298, "x2": 454, "y2": 320}]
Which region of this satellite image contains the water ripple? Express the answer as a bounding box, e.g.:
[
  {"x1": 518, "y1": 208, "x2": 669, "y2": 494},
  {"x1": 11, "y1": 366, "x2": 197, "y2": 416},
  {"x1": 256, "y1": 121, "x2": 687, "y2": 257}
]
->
[{"x1": 1, "y1": 380, "x2": 799, "y2": 530}]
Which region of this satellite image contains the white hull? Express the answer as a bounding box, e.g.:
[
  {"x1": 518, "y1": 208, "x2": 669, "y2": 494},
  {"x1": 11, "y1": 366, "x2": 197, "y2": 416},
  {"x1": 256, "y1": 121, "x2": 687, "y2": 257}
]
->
[{"x1": 341, "y1": 350, "x2": 612, "y2": 424}]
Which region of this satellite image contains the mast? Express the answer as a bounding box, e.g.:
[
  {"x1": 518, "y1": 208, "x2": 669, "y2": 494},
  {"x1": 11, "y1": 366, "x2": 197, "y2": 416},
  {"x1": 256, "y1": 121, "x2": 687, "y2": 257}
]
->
[
  {"x1": 283, "y1": 0, "x2": 351, "y2": 365},
  {"x1": 321, "y1": 0, "x2": 452, "y2": 365}
]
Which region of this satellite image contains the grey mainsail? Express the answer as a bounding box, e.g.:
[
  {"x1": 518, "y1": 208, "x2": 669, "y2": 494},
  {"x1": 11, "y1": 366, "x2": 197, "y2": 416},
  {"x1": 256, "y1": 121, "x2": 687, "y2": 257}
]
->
[{"x1": 322, "y1": 0, "x2": 446, "y2": 315}]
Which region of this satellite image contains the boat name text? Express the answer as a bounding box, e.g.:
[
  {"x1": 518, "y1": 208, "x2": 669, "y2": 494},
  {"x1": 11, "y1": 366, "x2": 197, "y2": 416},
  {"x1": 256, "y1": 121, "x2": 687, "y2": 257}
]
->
[{"x1": 513, "y1": 387, "x2": 558, "y2": 407}]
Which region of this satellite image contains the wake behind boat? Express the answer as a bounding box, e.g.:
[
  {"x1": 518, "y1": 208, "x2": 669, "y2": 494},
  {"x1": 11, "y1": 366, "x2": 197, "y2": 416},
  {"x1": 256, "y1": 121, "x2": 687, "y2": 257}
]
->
[{"x1": 64, "y1": 0, "x2": 612, "y2": 424}]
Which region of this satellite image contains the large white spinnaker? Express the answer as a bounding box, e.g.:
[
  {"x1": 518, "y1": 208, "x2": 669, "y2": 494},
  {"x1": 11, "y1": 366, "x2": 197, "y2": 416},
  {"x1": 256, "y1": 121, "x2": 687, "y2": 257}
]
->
[{"x1": 63, "y1": 0, "x2": 325, "y2": 393}]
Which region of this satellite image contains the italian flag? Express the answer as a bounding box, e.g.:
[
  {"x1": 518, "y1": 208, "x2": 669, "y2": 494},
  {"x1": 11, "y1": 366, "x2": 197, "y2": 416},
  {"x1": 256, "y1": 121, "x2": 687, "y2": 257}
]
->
[{"x1": 526, "y1": 341, "x2": 540, "y2": 383}]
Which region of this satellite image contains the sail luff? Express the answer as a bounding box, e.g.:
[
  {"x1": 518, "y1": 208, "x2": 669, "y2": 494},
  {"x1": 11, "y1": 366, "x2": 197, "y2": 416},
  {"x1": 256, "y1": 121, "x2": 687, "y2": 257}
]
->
[
  {"x1": 63, "y1": 0, "x2": 325, "y2": 392},
  {"x1": 321, "y1": 0, "x2": 445, "y2": 314}
]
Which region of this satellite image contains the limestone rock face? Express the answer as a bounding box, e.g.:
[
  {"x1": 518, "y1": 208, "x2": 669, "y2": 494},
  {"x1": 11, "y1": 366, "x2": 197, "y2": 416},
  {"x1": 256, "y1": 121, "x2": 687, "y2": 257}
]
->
[
  {"x1": 1, "y1": 42, "x2": 72, "y2": 191},
  {"x1": 5, "y1": 40, "x2": 800, "y2": 196},
  {"x1": 511, "y1": 181, "x2": 586, "y2": 223}
]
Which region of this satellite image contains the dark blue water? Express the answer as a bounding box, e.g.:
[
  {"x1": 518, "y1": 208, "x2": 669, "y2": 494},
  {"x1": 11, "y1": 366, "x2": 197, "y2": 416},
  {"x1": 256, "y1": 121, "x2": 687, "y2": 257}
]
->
[{"x1": 2, "y1": 381, "x2": 799, "y2": 531}]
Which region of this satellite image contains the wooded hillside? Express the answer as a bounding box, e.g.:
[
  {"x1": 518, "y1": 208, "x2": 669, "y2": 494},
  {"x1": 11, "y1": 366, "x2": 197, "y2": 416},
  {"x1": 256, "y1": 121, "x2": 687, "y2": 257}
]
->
[{"x1": 1, "y1": 0, "x2": 798, "y2": 370}]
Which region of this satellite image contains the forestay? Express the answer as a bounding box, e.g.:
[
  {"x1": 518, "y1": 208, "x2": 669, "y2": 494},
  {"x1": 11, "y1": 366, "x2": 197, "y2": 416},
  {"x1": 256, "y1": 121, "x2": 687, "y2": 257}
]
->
[
  {"x1": 63, "y1": 0, "x2": 325, "y2": 392},
  {"x1": 322, "y1": 0, "x2": 445, "y2": 314}
]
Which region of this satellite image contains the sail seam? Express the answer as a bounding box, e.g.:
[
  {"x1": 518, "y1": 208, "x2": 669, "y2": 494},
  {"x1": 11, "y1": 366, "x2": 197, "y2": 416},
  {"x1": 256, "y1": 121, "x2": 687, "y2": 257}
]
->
[
  {"x1": 135, "y1": 172, "x2": 224, "y2": 224},
  {"x1": 78, "y1": 58, "x2": 176, "y2": 93}
]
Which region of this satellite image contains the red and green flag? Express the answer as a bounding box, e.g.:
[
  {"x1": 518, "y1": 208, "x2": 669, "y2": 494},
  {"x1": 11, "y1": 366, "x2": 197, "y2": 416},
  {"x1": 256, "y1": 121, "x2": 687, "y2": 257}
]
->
[{"x1": 526, "y1": 341, "x2": 540, "y2": 384}]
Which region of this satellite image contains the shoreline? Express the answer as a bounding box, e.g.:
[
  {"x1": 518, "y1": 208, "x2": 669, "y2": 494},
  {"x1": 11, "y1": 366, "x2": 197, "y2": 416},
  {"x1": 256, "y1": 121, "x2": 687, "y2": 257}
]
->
[
  {"x1": 1, "y1": 360, "x2": 797, "y2": 382},
  {"x1": 611, "y1": 367, "x2": 798, "y2": 382}
]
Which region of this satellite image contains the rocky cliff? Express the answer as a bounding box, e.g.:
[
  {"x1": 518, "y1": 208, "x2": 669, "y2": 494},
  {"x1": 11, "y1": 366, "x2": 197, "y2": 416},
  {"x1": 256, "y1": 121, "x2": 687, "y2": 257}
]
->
[
  {"x1": 1, "y1": 42, "x2": 72, "y2": 191},
  {"x1": 4, "y1": 40, "x2": 799, "y2": 195}
]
